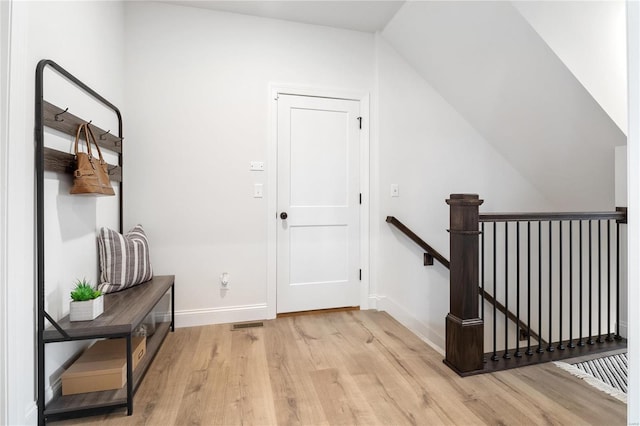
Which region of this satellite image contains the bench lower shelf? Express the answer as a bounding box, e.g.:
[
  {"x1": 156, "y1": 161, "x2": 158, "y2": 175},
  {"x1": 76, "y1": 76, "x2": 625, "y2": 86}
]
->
[{"x1": 44, "y1": 320, "x2": 171, "y2": 419}]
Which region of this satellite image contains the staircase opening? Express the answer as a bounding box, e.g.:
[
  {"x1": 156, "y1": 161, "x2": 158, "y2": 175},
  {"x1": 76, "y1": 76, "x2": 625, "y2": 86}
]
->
[{"x1": 387, "y1": 194, "x2": 627, "y2": 376}]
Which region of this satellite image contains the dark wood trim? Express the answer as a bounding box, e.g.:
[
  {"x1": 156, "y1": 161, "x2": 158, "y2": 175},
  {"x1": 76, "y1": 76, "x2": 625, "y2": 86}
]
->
[
  {"x1": 43, "y1": 147, "x2": 122, "y2": 182},
  {"x1": 386, "y1": 216, "x2": 450, "y2": 269},
  {"x1": 424, "y1": 253, "x2": 434, "y2": 266},
  {"x1": 445, "y1": 194, "x2": 484, "y2": 374},
  {"x1": 469, "y1": 338, "x2": 627, "y2": 376},
  {"x1": 616, "y1": 207, "x2": 627, "y2": 224},
  {"x1": 44, "y1": 100, "x2": 122, "y2": 153},
  {"x1": 445, "y1": 314, "x2": 484, "y2": 374},
  {"x1": 479, "y1": 211, "x2": 626, "y2": 222}
]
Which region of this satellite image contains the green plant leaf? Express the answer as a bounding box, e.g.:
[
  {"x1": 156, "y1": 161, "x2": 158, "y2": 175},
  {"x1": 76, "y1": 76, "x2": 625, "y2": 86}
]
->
[{"x1": 70, "y1": 278, "x2": 101, "y2": 302}]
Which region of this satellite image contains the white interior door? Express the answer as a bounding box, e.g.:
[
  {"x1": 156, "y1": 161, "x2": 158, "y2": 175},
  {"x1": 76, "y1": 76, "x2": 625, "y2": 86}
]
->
[{"x1": 277, "y1": 94, "x2": 360, "y2": 314}]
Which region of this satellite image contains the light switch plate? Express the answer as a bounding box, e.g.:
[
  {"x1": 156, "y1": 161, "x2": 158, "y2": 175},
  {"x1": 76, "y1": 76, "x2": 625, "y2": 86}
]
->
[
  {"x1": 254, "y1": 184, "x2": 264, "y2": 198},
  {"x1": 391, "y1": 184, "x2": 399, "y2": 197},
  {"x1": 250, "y1": 161, "x2": 265, "y2": 171}
]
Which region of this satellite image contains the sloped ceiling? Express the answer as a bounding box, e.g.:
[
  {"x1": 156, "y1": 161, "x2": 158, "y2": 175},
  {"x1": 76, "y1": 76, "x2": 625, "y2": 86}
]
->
[
  {"x1": 513, "y1": 1, "x2": 627, "y2": 134},
  {"x1": 382, "y1": 1, "x2": 626, "y2": 210}
]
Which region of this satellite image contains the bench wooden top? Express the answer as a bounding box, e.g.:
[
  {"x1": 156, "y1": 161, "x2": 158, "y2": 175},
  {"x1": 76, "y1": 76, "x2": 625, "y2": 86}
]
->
[{"x1": 43, "y1": 275, "x2": 174, "y2": 341}]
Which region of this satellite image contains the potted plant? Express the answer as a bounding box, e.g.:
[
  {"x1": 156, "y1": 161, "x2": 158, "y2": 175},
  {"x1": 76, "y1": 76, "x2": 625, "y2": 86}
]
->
[{"x1": 69, "y1": 278, "x2": 103, "y2": 321}]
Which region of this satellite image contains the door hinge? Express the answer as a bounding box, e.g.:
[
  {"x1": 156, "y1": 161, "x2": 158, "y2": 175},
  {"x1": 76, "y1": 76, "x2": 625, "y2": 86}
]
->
[
  {"x1": 357, "y1": 116, "x2": 362, "y2": 129},
  {"x1": 359, "y1": 269, "x2": 362, "y2": 280},
  {"x1": 359, "y1": 193, "x2": 362, "y2": 205}
]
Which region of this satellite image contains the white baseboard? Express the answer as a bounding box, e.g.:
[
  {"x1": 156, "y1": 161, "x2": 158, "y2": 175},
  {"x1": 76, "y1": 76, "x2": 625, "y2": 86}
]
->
[
  {"x1": 619, "y1": 320, "x2": 628, "y2": 339},
  {"x1": 45, "y1": 377, "x2": 62, "y2": 404},
  {"x1": 367, "y1": 294, "x2": 384, "y2": 310},
  {"x1": 175, "y1": 303, "x2": 268, "y2": 328},
  {"x1": 24, "y1": 401, "x2": 37, "y2": 426},
  {"x1": 376, "y1": 296, "x2": 445, "y2": 355}
]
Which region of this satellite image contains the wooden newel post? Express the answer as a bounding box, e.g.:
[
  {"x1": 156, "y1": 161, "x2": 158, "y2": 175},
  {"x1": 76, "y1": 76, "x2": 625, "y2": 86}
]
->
[{"x1": 444, "y1": 194, "x2": 484, "y2": 375}]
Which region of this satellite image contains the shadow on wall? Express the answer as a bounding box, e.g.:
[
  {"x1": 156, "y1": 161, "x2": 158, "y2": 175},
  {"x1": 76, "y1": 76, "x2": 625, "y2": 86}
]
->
[{"x1": 55, "y1": 175, "x2": 97, "y2": 242}]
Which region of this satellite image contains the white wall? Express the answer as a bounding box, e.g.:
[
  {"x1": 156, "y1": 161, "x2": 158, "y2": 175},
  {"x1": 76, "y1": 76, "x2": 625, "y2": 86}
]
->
[
  {"x1": 6, "y1": 1, "x2": 124, "y2": 424},
  {"x1": 372, "y1": 36, "x2": 553, "y2": 350},
  {"x1": 626, "y1": 1, "x2": 639, "y2": 422},
  {"x1": 381, "y1": 1, "x2": 625, "y2": 212},
  {"x1": 0, "y1": 1, "x2": 11, "y2": 423},
  {"x1": 615, "y1": 146, "x2": 628, "y2": 339},
  {"x1": 5, "y1": 2, "x2": 635, "y2": 423},
  {"x1": 514, "y1": 0, "x2": 627, "y2": 134},
  {"x1": 123, "y1": 2, "x2": 374, "y2": 327}
]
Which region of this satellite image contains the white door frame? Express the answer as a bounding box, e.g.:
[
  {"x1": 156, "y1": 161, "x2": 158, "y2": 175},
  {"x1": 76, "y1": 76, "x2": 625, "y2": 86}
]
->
[
  {"x1": 267, "y1": 84, "x2": 370, "y2": 318},
  {"x1": 0, "y1": 0, "x2": 11, "y2": 423},
  {"x1": 627, "y1": 2, "x2": 640, "y2": 421}
]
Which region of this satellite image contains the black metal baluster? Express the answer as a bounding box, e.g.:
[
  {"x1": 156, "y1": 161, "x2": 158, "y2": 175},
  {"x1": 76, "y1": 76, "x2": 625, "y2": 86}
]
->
[
  {"x1": 597, "y1": 220, "x2": 604, "y2": 343},
  {"x1": 588, "y1": 220, "x2": 594, "y2": 345},
  {"x1": 515, "y1": 222, "x2": 522, "y2": 357},
  {"x1": 547, "y1": 221, "x2": 554, "y2": 352},
  {"x1": 526, "y1": 221, "x2": 533, "y2": 356},
  {"x1": 492, "y1": 222, "x2": 499, "y2": 361},
  {"x1": 504, "y1": 223, "x2": 510, "y2": 359},
  {"x1": 606, "y1": 220, "x2": 613, "y2": 341},
  {"x1": 537, "y1": 221, "x2": 544, "y2": 353},
  {"x1": 578, "y1": 221, "x2": 585, "y2": 346},
  {"x1": 558, "y1": 221, "x2": 565, "y2": 350},
  {"x1": 569, "y1": 221, "x2": 575, "y2": 349}
]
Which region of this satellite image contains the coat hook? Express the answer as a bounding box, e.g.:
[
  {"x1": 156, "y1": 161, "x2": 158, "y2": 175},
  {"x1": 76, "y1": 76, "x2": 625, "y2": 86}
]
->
[
  {"x1": 100, "y1": 130, "x2": 111, "y2": 140},
  {"x1": 54, "y1": 107, "x2": 69, "y2": 122}
]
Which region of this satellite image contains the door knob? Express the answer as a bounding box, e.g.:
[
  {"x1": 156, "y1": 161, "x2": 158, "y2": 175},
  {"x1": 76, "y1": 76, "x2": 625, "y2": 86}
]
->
[{"x1": 280, "y1": 212, "x2": 288, "y2": 220}]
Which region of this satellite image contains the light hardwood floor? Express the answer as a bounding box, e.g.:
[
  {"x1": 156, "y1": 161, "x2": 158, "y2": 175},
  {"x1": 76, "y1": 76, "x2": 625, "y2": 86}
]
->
[{"x1": 57, "y1": 310, "x2": 626, "y2": 425}]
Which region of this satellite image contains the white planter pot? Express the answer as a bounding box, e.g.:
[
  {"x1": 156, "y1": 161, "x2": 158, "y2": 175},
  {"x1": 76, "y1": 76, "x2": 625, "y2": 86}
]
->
[{"x1": 69, "y1": 295, "x2": 104, "y2": 321}]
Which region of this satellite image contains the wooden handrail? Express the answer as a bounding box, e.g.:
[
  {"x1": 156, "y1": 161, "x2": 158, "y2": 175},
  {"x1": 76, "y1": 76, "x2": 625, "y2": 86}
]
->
[
  {"x1": 386, "y1": 214, "x2": 546, "y2": 346},
  {"x1": 479, "y1": 210, "x2": 627, "y2": 222},
  {"x1": 386, "y1": 216, "x2": 450, "y2": 268}
]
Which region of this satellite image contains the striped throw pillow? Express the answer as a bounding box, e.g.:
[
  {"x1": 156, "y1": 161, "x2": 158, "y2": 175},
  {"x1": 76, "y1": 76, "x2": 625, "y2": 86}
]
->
[{"x1": 97, "y1": 225, "x2": 153, "y2": 293}]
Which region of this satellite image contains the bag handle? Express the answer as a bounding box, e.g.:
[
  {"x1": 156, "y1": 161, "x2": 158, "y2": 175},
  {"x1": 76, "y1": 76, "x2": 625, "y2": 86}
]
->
[
  {"x1": 85, "y1": 124, "x2": 107, "y2": 164},
  {"x1": 73, "y1": 123, "x2": 94, "y2": 158}
]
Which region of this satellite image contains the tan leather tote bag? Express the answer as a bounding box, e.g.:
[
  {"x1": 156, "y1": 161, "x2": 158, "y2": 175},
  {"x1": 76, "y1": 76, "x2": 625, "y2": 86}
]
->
[{"x1": 69, "y1": 123, "x2": 115, "y2": 196}]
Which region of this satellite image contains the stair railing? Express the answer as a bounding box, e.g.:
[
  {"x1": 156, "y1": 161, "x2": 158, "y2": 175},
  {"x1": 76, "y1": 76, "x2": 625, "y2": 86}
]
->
[
  {"x1": 385, "y1": 216, "x2": 449, "y2": 268},
  {"x1": 386, "y1": 209, "x2": 545, "y2": 373},
  {"x1": 387, "y1": 194, "x2": 627, "y2": 376},
  {"x1": 447, "y1": 194, "x2": 627, "y2": 375}
]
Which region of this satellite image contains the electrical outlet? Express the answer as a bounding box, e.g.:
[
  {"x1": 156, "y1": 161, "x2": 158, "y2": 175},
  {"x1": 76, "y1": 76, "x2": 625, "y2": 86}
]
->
[{"x1": 220, "y1": 272, "x2": 230, "y2": 288}]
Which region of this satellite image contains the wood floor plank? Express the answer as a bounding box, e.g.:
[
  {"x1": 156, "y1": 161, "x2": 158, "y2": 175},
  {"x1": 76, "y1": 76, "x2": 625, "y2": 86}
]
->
[
  {"x1": 53, "y1": 310, "x2": 626, "y2": 426},
  {"x1": 288, "y1": 315, "x2": 338, "y2": 371},
  {"x1": 177, "y1": 360, "x2": 231, "y2": 425},
  {"x1": 323, "y1": 312, "x2": 471, "y2": 424},
  {"x1": 174, "y1": 324, "x2": 233, "y2": 426},
  {"x1": 265, "y1": 317, "x2": 329, "y2": 426},
  {"x1": 310, "y1": 368, "x2": 378, "y2": 426},
  {"x1": 125, "y1": 325, "x2": 199, "y2": 425},
  {"x1": 221, "y1": 328, "x2": 277, "y2": 425}
]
